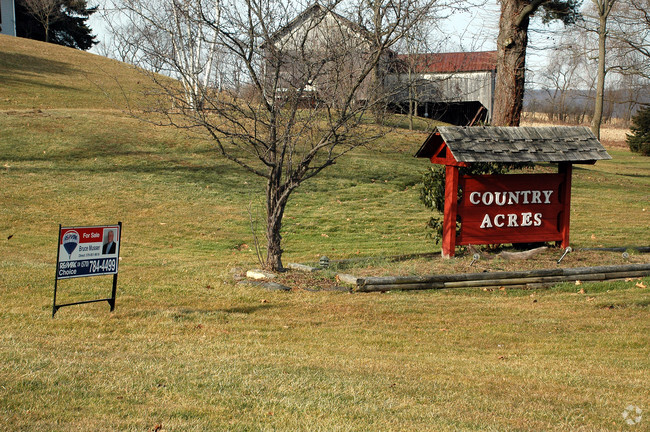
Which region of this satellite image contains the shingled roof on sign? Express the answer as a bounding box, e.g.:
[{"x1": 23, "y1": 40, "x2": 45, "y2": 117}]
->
[{"x1": 415, "y1": 126, "x2": 611, "y2": 164}]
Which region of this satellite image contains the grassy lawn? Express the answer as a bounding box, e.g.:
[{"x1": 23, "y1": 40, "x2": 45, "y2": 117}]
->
[{"x1": 1, "y1": 36, "x2": 649, "y2": 431}]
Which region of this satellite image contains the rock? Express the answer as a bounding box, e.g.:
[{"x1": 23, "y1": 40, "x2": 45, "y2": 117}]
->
[
  {"x1": 260, "y1": 282, "x2": 291, "y2": 291},
  {"x1": 230, "y1": 267, "x2": 246, "y2": 281},
  {"x1": 246, "y1": 269, "x2": 276, "y2": 280},
  {"x1": 286, "y1": 263, "x2": 319, "y2": 272}
]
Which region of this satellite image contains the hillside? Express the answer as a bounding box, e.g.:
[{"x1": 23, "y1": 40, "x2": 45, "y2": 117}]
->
[
  {"x1": 0, "y1": 35, "x2": 435, "y2": 263},
  {"x1": 0, "y1": 35, "x2": 146, "y2": 111}
]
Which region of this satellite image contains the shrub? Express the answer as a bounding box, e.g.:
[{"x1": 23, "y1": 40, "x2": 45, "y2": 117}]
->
[
  {"x1": 419, "y1": 163, "x2": 514, "y2": 244},
  {"x1": 627, "y1": 106, "x2": 650, "y2": 156}
]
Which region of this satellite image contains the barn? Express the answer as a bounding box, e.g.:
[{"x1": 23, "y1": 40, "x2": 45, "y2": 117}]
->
[
  {"x1": 262, "y1": 5, "x2": 497, "y2": 124},
  {"x1": 386, "y1": 51, "x2": 497, "y2": 125}
]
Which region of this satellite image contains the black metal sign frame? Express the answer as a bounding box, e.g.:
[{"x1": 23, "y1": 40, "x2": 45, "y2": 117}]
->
[{"x1": 52, "y1": 222, "x2": 122, "y2": 317}]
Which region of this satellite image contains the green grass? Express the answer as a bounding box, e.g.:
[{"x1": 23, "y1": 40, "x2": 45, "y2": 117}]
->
[{"x1": 1, "y1": 36, "x2": 649, "y2": 431}]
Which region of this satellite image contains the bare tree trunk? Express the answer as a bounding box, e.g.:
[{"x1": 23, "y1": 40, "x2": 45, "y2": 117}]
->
[
  {"x1": 265, "y1": 210, "x2": 284, "y2": 271},
  {"x1": 591, "y1": 0, "x2": 617, "y2": 139},
  {"x1": 591, "y1": 17, "x2": 606, "y2": 138},
  {"x1": 44, "y1": 16, "x2": 50, "y2": 42},
  {"x1": 408, "y1": 70, "x2": 414, "y2": 130},
  {"x1": 493, "y1": 0, "x2": 533, "y2": 126},
  {"x1": 265, "y1": 174, "x2": 288, "y2": 271}
]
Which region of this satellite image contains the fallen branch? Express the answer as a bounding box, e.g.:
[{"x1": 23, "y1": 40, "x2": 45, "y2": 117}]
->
[
  {"x1": 467, "y1": 245, "x2": 548, "y2": 261},
  {"x1": 497, "y1": 246, "x2": 547, "y2": 261}
]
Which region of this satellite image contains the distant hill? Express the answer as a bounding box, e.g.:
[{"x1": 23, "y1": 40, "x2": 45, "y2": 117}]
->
[
  {"x1": 524, "y1": 88, "x2": 650, "y2": 121},
  {"x1": 0, "y1": 35, "x2": 148, "y2": 111}
]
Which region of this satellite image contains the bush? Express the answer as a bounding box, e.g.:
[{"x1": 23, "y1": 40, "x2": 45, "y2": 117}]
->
[
  {"x1": 419, "y1": 163, "x2": 514, "y2": 244},
  {"x1": 627, "y1": 106, "x2": 650, "y2": 156}
]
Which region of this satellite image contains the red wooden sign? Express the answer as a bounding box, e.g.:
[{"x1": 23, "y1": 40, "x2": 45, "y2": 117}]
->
[
  {"x1": 441, "y1": 165, "x2": 573, "y2": 257},
  {"x1": 457, "y1": 173, "x2": 566, "y2": 245}
]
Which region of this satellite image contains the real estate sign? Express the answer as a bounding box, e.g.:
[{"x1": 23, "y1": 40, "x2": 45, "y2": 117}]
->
[{"x1": 57, "y1": 225, "x2": 121, "y2": 279}]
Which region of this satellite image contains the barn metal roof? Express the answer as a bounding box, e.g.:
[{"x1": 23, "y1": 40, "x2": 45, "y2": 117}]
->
[
  {"x1": 397, "y1": 51, "x2": 497, "y2": 74},
  {"x1": 415, "y1": 126, "x2": 612, "y2": 164}
]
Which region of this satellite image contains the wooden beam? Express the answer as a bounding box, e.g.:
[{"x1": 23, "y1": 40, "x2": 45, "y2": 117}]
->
[
  {"x1": 442, "y1": 165, "x2": 459, "y2": 258},
  {"x1": 558, "y1": 163, "x2": 573, "y2": 249}
]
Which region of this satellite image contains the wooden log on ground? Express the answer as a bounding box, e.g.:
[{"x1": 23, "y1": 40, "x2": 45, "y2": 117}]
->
[
  {"x1": 356, "y1": 282, "x2": 447, "y2": 292},
  {"x1": 336, "y1": 273, "x2": 361, "y2": 286},
  {"x1": 602, "y1": 270, "x2": 650, "y2": 279},
  {"x1": 561, "y1": 263, "x2": 650, "y2": 276},
  {"x1": 442, "y1": 273, "x2": 613, "y2": 289},
  {"x1": 358, "y1": 268, "x2": 565, "y2": 286},
  {"x1": 358, "y1": 263, "x2": 650, "y2": 287},
  {"x1": 355, "y1": 264, "x2": 650, "y2": 292}
]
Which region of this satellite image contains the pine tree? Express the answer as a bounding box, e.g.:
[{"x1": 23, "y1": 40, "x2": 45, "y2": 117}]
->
[
  {"x1": 626, "y1": 106, "x2": 650, "y2": 156},
  {"x1": 15, "y1": 0, "x2": 97, "y2": 50}
]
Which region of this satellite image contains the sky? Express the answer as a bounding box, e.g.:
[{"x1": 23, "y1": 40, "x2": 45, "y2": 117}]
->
[{"x1": 88, "y1": 0, "x2": 502, "y2": 55}]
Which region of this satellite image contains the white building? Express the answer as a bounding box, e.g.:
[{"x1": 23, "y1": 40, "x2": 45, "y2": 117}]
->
[{"x1": 0, "y1": 0, "x2": 16, "y2": 36}]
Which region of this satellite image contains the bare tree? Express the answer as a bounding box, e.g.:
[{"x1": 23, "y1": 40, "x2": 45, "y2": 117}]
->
[
  {"x1": 530, "y1": 0, "x2": 650, "y2": 127},
  {"x1": 612, "y1": 0, "x2": 650, "y2": 77},
  {"x1": 107, "y1": 0, "x2": 442, "y2": 270},
  {"x1": 533, "y1": 28, "x2": 595, "y2": 123},
  {"x1": 611, "y1": 64, "x2": 647, "y2": 123},
  {"x1": 22, "y1": 0, "x2": 61, "y2": 42},
  {"x1": 540, "y1": 47, "x2": 581, "y2": 122},
  {"x1": 492, "y1": 0, "x2": 580, "y2": 126},
  {"x1": 586, "y1": 0, "x2": 618, "y2": 138}
]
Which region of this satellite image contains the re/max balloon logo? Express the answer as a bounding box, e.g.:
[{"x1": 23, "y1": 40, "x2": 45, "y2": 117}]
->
[{"x1": 62, "y1": 230, "x2": 79, "y2": 259}]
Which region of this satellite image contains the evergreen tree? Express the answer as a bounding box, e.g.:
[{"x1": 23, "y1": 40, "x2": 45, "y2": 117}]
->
[
  {"x1": 627, "y1": 106, "x2": 650, "y2": 156},
  {"x1": 15, "y1": 0, "x2": 97, "y2": 50}
]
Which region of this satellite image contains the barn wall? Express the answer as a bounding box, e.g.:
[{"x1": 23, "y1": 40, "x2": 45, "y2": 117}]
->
[
  {"x1": 267, "y1": 10, "x2": 392, "y2": 106},
  {"x1": 385, "y1": 70, "x2": 496, "y2": 121}
]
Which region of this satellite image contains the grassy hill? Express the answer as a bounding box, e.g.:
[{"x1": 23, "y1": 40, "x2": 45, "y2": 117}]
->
[
  {"x1": 1, "y1": 36, "x2": 649, "y2": 431},
  {"x1": 0, "y1": 35, "x2": 438, "y2": 263},
  {"x1": 0, "y1": 34, "x2": 148, "y2": 110}
]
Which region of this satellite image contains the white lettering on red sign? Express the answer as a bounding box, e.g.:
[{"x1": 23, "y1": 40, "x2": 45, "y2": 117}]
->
[
  {"x1": 469, "y1": 190, "x2": 554, "y2": 206},
  {"x1": 480, "y1": 212, "x2": 543, "y2": 229},
  {"x1": 470, "y1": 189, "x2": 553, "y2": 230}
]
